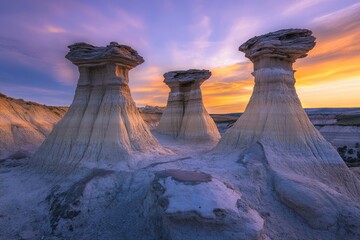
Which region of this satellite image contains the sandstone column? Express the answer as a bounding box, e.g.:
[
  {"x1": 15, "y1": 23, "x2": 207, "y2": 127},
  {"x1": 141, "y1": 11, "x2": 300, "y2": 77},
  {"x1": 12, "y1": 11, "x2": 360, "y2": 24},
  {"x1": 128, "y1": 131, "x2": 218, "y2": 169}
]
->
[
  {"x1": 216, "y1": 29, "x2": 360, "y2": 203},
  {"x1": 217, "y1": 29, "x2": 320, "y2": 150},
  {"x1": 31, "y1": 42, "x2": 167, "y2": 172},
  {"x1": 157, "y1": 69, "x2": 220, "y2": 142}
]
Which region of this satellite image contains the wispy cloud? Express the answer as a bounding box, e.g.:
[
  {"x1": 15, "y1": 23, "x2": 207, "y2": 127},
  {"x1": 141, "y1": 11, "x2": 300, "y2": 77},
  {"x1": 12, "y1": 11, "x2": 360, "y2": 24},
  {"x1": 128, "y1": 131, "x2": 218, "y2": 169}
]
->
[
  {"x1": 168, "y1": 15, "x2": 216, "y2": 68},
  {"x1": 0, "y1": 2, "x2": 148, "y2": 87},
  {"x1": 294, "y1": 2, "x2": 360, "y2": 86},
  {"x1": 129, "y1": 65, "x2": 169, "y2": 106},
  {"x1": 202, "y1": 62, "x2": 254, "y2": 113},
  {"x1": 129, "y1": 62, "x2": 255, "y2": 112},
  {"x1": 297, "y1": 77, "x2": 360, "y2": 108},
  {"x1": 311, "y1": 2, "x2": 360, "y2": 27},
  {"x1": 44, "y1": 25, "x2": 66, "y2": 33},
  {"x1": 208, "y1": 17, "x2": 262, "y2": 67},
  {"x1": 52, "y1": 60, "x2": 78, "y2": 85},
  {"x1": 283, "y1": 0, "x2": 331, "y2": 15},
  {"x1": 115, "y1": 8, "x2": 144, "y2": 29}
]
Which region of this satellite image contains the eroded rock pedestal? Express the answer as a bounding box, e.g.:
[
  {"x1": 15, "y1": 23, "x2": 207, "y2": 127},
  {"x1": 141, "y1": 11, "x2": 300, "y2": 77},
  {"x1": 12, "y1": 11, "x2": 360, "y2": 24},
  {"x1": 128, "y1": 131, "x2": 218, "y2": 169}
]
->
[
  {"x1": 156, "y1": 69, "x2": 220, "y2": 142},
  {"x1": 31, "y1": 42, "x2": 167, "y2": 172},
  {"x1": 217, "y1": 29, "x2": 360, "y2": 233}
]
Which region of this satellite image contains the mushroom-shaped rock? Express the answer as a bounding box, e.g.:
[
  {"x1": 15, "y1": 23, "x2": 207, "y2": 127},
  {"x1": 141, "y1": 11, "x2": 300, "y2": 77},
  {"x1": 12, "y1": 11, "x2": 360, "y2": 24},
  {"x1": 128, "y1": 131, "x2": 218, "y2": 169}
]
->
[
  {"x1": 216, "y1": 29, "x2": 360, "y2": 230},
  {"x1": 31, "y1": 42, "x2": 168, "y2": 173},
  {"x1": 239, "y1": 28, "x2": 316, "y2": 63},
  {"x1": 156, "y1": 69, "x2": 220, "y2": 142}
]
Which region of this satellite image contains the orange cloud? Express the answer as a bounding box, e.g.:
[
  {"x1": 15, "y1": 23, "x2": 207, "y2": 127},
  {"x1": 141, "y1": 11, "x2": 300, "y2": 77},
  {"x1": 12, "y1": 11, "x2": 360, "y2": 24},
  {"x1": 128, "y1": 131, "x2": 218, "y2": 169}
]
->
[
  {"x1": 45, "y1": 25, "x2": 66, "y2": 33},
  {"x1": 201, "y1": 63, "x2": 254, "y2": 113},
  {"x1": 130, "y1": 63, "x2": 255, "y2": 113},
  {"x1": 291, "y1": 3, "x2": 360, "y2": 108},
  {"x1": 129, "y1": 66, "x2": 169, "y2": 106},
  {"x1": 298, "y1": 77, "x2": 360, "y2": 109},
  {"x1": 132, "y1": 3, "x2": 360, "y2": 114},
  {"x1": 206, "y1": 3, "x2": 360, "y2": 113},
  {"x1": 295, "y1": 18, "x2": 360, "y2": 86}
]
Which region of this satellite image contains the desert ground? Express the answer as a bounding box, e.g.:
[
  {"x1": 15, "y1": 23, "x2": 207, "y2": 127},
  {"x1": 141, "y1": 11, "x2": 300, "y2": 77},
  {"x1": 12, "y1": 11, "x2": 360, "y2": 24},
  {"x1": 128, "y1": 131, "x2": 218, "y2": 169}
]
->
[
  {"x1": 1, "y1": 98, "x2": 360, "y2": 239},
  {"x1": 1, "y1": 91, "x2": 360, "y2": 240}
]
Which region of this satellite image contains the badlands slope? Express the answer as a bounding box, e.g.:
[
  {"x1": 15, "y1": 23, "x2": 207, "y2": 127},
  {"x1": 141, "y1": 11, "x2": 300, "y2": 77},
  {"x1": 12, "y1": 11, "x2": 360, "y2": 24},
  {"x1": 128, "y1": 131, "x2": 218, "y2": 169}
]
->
[
  {"x1": 0, "y1": 93, "x2": 67, "y2": 160},
  {"x1": 308, "y1": 108, "x2": 360, "y2": 148}
]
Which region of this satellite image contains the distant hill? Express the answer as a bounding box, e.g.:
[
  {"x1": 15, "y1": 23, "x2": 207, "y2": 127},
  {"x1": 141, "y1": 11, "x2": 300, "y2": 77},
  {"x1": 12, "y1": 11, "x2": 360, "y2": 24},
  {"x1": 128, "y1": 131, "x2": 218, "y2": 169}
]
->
[{"x1": 0, "y1": 93, "x2": 67, "y2": 159}]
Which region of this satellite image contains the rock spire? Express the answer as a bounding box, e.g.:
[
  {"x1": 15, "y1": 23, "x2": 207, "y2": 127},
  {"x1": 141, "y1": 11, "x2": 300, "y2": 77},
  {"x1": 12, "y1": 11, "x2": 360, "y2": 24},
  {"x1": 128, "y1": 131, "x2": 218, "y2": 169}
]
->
[
  {"x1": 216, "y1": 29, "x2": 360, "y2": 229},
  {"x1": 31, "y1": 42, "x2": 167, "y2": 172},
  {"x1": 156, "y1": 69, "x2": 220, "y2": 142}
]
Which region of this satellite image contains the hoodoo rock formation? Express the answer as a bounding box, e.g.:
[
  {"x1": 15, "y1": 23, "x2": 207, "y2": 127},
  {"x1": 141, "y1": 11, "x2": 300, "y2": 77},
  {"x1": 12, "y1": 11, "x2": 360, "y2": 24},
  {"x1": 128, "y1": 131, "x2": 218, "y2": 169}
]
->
[
  {"x1": 156, "y1": 69, "x2": 220, "y2": 142},
  {"x1": 217, "y1": 29, "x2": 360, "y2": 232},
  {"x1": 31, "y1": 42, "x2": 167, "y2": 172}
]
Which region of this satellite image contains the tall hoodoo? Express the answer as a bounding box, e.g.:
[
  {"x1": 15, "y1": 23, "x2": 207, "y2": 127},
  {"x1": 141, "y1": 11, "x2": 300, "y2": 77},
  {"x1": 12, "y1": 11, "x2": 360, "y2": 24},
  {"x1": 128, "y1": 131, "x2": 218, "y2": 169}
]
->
[
  {"x1": 216, "y1": 29, "x2": 360, "y2": 226},
  {"x1": 218, "y1": 29, "x2": 318, "y2": 150},
  {"x1": 157, "y1": 69, "x2": 220, "y2": 142},
  {"x1": 31, "y1": 42, "x2": 167, "y2": 172}
]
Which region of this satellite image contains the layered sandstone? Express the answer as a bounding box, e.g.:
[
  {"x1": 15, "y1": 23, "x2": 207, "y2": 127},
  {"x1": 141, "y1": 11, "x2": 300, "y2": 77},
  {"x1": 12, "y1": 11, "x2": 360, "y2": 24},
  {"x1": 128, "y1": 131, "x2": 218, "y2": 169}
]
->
[
  {"x1": 156, "y1": 69, "x2": 220, "y2": 142},
  {"x1": 216, "y1": 29, "x2": 360, "y2": 228},
  {"x1": 0, "y1": 93, "x2": 66, "y2": 159},
  {"x1": 31, "y1": 42, "x2": 167, "y2": 172}
]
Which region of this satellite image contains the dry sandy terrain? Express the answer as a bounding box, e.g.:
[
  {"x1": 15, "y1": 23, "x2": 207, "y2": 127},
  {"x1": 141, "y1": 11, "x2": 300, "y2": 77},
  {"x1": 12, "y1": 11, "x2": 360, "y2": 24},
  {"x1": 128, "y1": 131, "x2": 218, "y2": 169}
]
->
[{"x1": 0, "y1": 93, "x2": 66, "y2": 160}]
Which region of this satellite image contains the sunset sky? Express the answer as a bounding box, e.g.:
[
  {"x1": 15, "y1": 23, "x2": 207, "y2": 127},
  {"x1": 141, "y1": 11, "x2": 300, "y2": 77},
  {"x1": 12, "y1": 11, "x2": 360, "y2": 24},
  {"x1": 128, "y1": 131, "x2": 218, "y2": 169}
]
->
[{"x1": 0, "y1": 0, "x2": 359, "y2": 113}]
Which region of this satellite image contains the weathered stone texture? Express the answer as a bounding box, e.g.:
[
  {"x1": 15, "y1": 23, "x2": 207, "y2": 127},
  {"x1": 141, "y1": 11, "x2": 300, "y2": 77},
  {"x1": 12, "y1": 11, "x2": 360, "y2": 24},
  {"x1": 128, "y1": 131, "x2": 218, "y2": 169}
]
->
[
  {"x1": 157, "y1": 69, "x2": 220, "y2": 142},
  {"x1": 216, "y1": 29, "x2": 360, "y2": 230},
  {"x1": 31, "y1": 42, "x2": 167, "y2": 173}
]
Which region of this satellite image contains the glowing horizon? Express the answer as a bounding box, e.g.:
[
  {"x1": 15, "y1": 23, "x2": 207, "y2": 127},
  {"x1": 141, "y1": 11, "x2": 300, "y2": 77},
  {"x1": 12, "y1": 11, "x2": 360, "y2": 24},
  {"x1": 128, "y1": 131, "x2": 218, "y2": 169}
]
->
[{"x1": 0, "y1": 1, "x2": 359, "y2": 113}]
